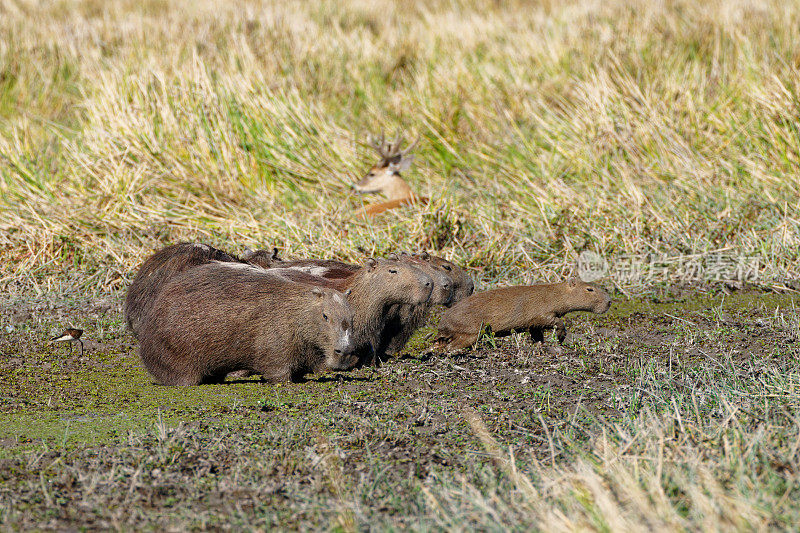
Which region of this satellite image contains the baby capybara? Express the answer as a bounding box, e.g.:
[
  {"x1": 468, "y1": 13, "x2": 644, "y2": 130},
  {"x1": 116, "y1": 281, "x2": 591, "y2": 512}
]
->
[
  {"x1": 436, "y1": 278, "x2": 612, "y2": 350},
  {"x1": 124, "y1": 242, "x2": 241, "y2": 338},
  {"x1": 266, "y1": 258, "x2": 434, "y2": 366},
  {"x1": 419, "y1": 251, "x2": 474, "y2": 304},
  {"x1": 137, "y1": 261, "x2": 357, "y2": 385},
  {"x1": 375, "y1": 252, "x2": 454, "y2": 357}
]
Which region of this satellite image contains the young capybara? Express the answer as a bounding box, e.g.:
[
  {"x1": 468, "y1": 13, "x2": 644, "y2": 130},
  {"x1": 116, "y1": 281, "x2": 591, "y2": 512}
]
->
[
  {"x1": 375, "y1": 252, "x2": 454, "y2": 357},
  {"x1": 124, "y1": 242, "x2": 241, "y2": 338},
  {"x1": 265, "y1": 258, "x2": 434, "y2": 366},
  {"x1": 137, "y1": 261, "x2": 357, "y2": 385},
  {"x1": 435, "y1": 278, "x2": 612, "y2": 350},
  {"x1": 417, "y1": 251, "x2": 475, "y2": 304}
]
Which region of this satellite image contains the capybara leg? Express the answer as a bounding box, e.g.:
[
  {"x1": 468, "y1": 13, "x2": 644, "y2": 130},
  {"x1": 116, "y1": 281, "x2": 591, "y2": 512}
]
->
[
  {"x1": 173, "y1": 374, "x2": 203, "y2": 386},
  {"x1": 448, "y1": 332, "x2": 477, "y2": 350},
  {"x1": 528, "y1": 327, "x2": 544, "y2": 344},
  {"x1": 227, "y1": 369, "x2": 256, "y2": 380},
  {"x1": 257, "y1": 367, "x2": 292, "y2": 384},
  {"x1": 554, "y1": 319, "x2": 567, "y2": 344}
]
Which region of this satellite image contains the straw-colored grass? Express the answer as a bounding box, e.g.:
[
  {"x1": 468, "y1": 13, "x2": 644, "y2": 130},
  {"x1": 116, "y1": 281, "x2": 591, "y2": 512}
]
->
[{"x1": 1, "y1": 0, "x2": 798, "y2": 293}]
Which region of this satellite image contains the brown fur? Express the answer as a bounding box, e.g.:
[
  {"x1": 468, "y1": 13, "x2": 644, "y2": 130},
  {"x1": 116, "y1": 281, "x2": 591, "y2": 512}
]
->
[
  {"x1": 416, "y1": 252, "x2": 474, "y2": 304},
  {"x1": 264, "y1": 258, "x2": 433, "y2": 366},
  {"x1": 138, "y1": 261, "x2": 357, "y2": 386},
  {"x1": 268, "y1": 252, "x2": 470, "y2": 358},
  {"x1": 241, "y1": 247, "x2": 282, "y2": 268},
  {"x1": 376, "y1": 252, "x2": 455, "y2": 357},
  {"x1": 436, "y1": 278, "x2": 612, "y2": 350},
  {"x1": 358, "y1": 196, "x2": 429, "y2": 218},
  {"x1": 124, "y1": 242, "x2": 241, "y2": 338}
]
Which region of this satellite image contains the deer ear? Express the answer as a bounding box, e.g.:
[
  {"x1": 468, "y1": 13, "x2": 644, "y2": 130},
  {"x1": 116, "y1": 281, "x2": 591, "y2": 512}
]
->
[
  {"x1": 311, "y1": 287, "x2": 324, "y2": 298},
  {"x1": 386, "y1": 252, "x2": 399, "y2": 261},
  {"x1": 365, "y1": 258, "x2": 378, "y2": 270}
]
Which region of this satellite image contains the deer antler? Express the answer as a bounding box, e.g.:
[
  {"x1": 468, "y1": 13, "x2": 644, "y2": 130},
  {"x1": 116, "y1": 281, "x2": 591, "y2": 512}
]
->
[{"x1": 368, "y1": 131, "x2": 419, "y2": 163}]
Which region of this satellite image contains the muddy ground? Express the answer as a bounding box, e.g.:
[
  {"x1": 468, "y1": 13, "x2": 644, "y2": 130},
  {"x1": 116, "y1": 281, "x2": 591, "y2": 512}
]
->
[{"x1": 1, "y1": 287, "x2": 798, "y2": 529}]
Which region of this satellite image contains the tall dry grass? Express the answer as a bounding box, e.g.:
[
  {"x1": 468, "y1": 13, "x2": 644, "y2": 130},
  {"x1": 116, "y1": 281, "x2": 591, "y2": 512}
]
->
[{"x1": 1, "y1": 0, "x2": 799, "y2": 293}]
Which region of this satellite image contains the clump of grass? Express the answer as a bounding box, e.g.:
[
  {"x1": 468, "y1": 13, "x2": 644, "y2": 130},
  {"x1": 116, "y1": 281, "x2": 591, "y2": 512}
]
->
[{"x1": 1, "y1": 0, "x2": 799, "y2": 293}]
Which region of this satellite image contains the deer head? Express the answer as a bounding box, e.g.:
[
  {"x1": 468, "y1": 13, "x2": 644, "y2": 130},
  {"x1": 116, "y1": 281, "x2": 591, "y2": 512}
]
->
[{"x1": 352, "y1": 132, "x2": 419, "y2": 200}]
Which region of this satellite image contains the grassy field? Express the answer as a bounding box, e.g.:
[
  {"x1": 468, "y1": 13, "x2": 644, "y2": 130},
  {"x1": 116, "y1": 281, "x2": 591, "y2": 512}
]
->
[{"x1": 2, "y1": 0, "x2": 800, "y2": 529}]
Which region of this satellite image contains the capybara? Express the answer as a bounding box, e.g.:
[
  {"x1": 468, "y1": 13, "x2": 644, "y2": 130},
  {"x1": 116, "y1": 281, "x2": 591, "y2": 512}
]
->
[
  {"x1": 436, "y1": 278, "x2": 612, "y2": 350},
  {"x1": 264, "y1": 258, "x2": 433, "y2": 366},
  {"x1": 271, "y1": 251, "x2": 469, "y2": 359},
  {"x1": 375, "y1": 252, "x2": 454, "y2": 357},
  {"x1": 124, "y1": 242, "x2": 240, "y2": 338},
  {"x1": 417, "y1": 251, "x2": 474, "y2": 304},
  {"x1": 137, "y1": 261, "x2": 357, "y2": 385}
]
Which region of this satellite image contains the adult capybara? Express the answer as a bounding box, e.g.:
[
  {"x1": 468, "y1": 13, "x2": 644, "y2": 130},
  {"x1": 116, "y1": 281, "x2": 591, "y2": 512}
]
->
[
  {"x1": 137, "y1": 261, "x2": 357, "y2": 385},
  {"x1": 124, "y1": 242, "x2": 240, "y2": 338},
  {"x1": 265, "y1": 258, "x2": 433, "y2": 366},
  {"x1": 436, "y1": 278, "x2": 612, "y2": 350}
]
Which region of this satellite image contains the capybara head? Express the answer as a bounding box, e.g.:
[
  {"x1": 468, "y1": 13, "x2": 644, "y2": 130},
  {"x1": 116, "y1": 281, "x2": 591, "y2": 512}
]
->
[
  {"x1": 393, "y1": 252, "x2": 453, "y2": 306},
  {"x1": 358, "y1": 257, "x2": 433, "y2": 305},
  {"x1": 310, "y1": 287, "x2": 358, "y2": 371},
  {"x1": 565, "y1": 278, "x2": 612, "y2": 314},
  {"x1": 415, "y1": 251, "x2": 474, "y2": 304}
]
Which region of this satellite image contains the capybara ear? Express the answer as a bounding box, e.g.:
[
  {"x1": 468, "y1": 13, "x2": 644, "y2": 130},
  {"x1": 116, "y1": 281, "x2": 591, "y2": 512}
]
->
[
  {"x1": 386, "y1": 252, "x2": 399, "y2": 261},
  {"x1": 420, "y1": 250, "x2": 430, "y2": 261},
  {"x1": 365, "y1": 258, "x2": 378, "y2": 270},
  {"x1": 311, "y1": 287, "x2": 324, "y2": 298},
  {"x1": 568, "y1": 277, "x2": 578, "y2": 288},
  {"x1": 271, "y1": 247, "x2": 280, "y2": 260}
]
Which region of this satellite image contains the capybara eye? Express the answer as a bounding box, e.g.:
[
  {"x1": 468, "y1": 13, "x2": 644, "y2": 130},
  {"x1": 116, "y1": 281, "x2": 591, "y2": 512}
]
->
[
  {"x1": 389, "y1": 269, "x2": 398, "y2": 274},
  {"x1": 586, "y1": 287, "x2": 594, "y2": 292},
  {"x1": 323, "y1": 313, "x2": 329, "y2": 321},
  {"x1": 443, "y1": 265, "x2": 452, "y2": 271}
]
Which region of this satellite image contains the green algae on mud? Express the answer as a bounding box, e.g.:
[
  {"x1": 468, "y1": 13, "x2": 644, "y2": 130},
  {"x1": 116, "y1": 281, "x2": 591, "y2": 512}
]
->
[{"x1": 2, "y1": 289, "x2": 798, "y2": 454}]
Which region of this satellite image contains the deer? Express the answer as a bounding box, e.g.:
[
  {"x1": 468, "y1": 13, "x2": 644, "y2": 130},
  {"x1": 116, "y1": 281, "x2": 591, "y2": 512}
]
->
[{"x1": 351, "y1": 132, "x2": 428, "y2": 217}]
